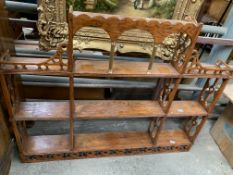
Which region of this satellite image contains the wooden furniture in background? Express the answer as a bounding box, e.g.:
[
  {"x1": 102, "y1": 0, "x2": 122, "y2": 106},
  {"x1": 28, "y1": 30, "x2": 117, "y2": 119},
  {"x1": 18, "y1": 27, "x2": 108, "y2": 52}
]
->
[
  {"x1": 0, "y1": 107, "x2": 12, "y2": 175},
  {"x1": 0, "y1": 11, "x2": 232, "y2": 162},
  {"x1": 0, "y1": 1, "x2": 14, "y2": 173},
  {"x1": 211, "y1": 84, "x2": 233, "y2": 168}
]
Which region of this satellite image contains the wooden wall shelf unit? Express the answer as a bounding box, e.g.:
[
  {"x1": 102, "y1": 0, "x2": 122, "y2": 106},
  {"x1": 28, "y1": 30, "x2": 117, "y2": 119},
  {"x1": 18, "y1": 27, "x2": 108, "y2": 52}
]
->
[{"x1": 1, "y1": 11, "x2": 233, "y2": 163}]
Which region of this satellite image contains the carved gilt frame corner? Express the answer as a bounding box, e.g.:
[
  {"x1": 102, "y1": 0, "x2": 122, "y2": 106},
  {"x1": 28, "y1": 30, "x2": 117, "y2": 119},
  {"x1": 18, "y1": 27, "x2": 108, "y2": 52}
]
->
[
  {"x1": 38, "y1": 0, "x2": 205, "y2": 51},
  {"x1": 172, "y1": 0, "x2": 205, "y2": 20},
  {"x1": 37, "y1": 0, "x2": 68, "y2": 50}
]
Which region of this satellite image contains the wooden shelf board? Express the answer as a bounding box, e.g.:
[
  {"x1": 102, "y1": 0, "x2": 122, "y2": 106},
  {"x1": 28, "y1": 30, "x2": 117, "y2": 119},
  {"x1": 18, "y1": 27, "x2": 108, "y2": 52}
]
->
[
  {"x1": 24, "y1": 135, "x2": 70, "y2": 155},
  {"x1": 74, "y1": 60, "x2": 180, "y2": 78},
  {"x1": 168, "y1": 101, "x2": 207, "y2": 117},
  {"x1": 15, "y1": 101, "x2": 207, "y2": 121},
  {"x1": 76, "y1": 130, "x2": 190, "y2": 152},
  {"x1": 76, "y1": 100, "x2": 164, "y2": 119},
  {"x1": 24, "y1": 130, "x2": 191, "y2": 155}
]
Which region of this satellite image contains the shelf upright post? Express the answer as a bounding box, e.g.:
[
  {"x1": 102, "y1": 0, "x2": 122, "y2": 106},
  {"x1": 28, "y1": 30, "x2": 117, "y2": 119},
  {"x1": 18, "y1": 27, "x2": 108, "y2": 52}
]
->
[
  {"x1": 149, "y1": 78, "x2": 182, "y2": 145},
  {"x1": 68, "y1": 6, "x2": 75, "y2": 150},
  {"x1": 108, "y1": 41, "x2": 116, "y2": 73}
]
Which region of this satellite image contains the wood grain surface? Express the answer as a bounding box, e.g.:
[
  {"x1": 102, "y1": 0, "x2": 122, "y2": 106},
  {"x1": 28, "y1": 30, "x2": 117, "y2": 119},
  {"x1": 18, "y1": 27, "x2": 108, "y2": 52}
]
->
[
  {"x1": 14, "y1": 100, "x2": 207, "y2": 121},
  {"x1": 24, "y1": 130, "x2": 191, "y2": 155}
]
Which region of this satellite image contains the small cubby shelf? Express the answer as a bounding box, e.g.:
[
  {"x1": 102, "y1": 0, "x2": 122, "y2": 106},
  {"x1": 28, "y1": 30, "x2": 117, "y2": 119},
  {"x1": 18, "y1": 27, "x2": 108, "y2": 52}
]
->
[{"x1": 0, "y1": 11, "x2": 232, "y2": 162}]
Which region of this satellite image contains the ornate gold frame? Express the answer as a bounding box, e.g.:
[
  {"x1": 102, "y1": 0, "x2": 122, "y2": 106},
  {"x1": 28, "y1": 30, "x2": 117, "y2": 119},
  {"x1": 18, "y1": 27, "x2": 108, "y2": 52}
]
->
[{"x1": 37, "y1": 0, "x2": 204, "y2": 51}]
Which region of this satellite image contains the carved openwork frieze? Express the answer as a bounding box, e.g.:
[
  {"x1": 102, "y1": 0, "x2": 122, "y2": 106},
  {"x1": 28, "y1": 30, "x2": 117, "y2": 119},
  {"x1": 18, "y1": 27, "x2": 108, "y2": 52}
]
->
[{"x1": 22, "y1": 145, "x2": 190, "y2": 162}]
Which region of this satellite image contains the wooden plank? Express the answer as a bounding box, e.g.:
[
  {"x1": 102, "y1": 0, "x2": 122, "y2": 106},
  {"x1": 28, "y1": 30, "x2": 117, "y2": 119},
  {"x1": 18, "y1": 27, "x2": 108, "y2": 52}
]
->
[
  {"x1": 24, "y1": 130, "x2": 191, "y2": 155},
  {"x1": 74, "y1": 60, "x2": 180, "y2": 78},
  {"x1": 15, "y1": 100, "x2": 207, "y2": 121}
]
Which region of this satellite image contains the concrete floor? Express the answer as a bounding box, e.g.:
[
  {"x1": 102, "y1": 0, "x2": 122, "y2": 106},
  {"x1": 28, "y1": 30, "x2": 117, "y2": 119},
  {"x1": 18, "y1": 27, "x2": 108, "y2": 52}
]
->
[{"x1": 10, "y1": 121, "x2": 233, "y2": 175}]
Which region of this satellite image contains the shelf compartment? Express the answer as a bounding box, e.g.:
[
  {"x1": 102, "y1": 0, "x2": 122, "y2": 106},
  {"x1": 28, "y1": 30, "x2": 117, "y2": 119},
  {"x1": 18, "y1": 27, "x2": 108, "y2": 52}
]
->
[
  {"x1": 15, "y1": 101, "x2": 207, "y2": 121},
  {"x1": 74, "y1": 60, "x2": 180, "y2": 78},
  {"x1": 24, "y1": 130, "x2": 191, "y2": 156},
  {"x1": 24, "y1": 135, "x2": 70, "y2": 155},
  {"x1": 75, "y1": 100, "x2": 164, "y2": 119},
  {"x1": 15, "y1": 101, "x2": 70, "y2": 121},
  {"x1": 168, "y1": 101, "x2": 207, "y2": 117}
]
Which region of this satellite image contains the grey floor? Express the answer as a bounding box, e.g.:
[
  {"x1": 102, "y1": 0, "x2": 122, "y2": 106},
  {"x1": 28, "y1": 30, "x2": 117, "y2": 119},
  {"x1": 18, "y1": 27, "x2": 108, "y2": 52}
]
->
[{"x1": 10, "y1": 121, "x2": 233, "y2": 175}]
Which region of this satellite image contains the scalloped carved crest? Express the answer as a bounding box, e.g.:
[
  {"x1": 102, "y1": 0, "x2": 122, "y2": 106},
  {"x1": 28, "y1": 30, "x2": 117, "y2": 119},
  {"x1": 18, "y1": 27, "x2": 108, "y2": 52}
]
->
[
  {"x1": 70, "y1": 12, "x2": 202, "y2": 73},
  {"x1": 71, "y1": 12, "x2": 201, "y2": 43}
]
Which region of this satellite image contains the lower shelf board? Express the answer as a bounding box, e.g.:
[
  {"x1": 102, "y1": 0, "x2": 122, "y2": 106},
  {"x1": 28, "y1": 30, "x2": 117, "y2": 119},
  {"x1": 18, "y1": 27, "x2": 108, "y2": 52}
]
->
[{"x1": 22, "y1": 130, "x2": 191, "y2": 162}]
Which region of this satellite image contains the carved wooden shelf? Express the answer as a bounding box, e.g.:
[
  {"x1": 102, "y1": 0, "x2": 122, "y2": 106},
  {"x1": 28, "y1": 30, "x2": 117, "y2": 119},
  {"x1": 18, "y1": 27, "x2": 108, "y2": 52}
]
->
[
  {"x1": 1, "y1": 57, "x2": 232, "y2": 79},
  {"x1": 0, "y1": 11, "x2": 232, "y2": 162},
  {"x1": 23, "y1": 130, "x2": 191, "y2": 162},
  {"x1": 15, "y1": 101, "x2": 207, "y2": 121}
]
